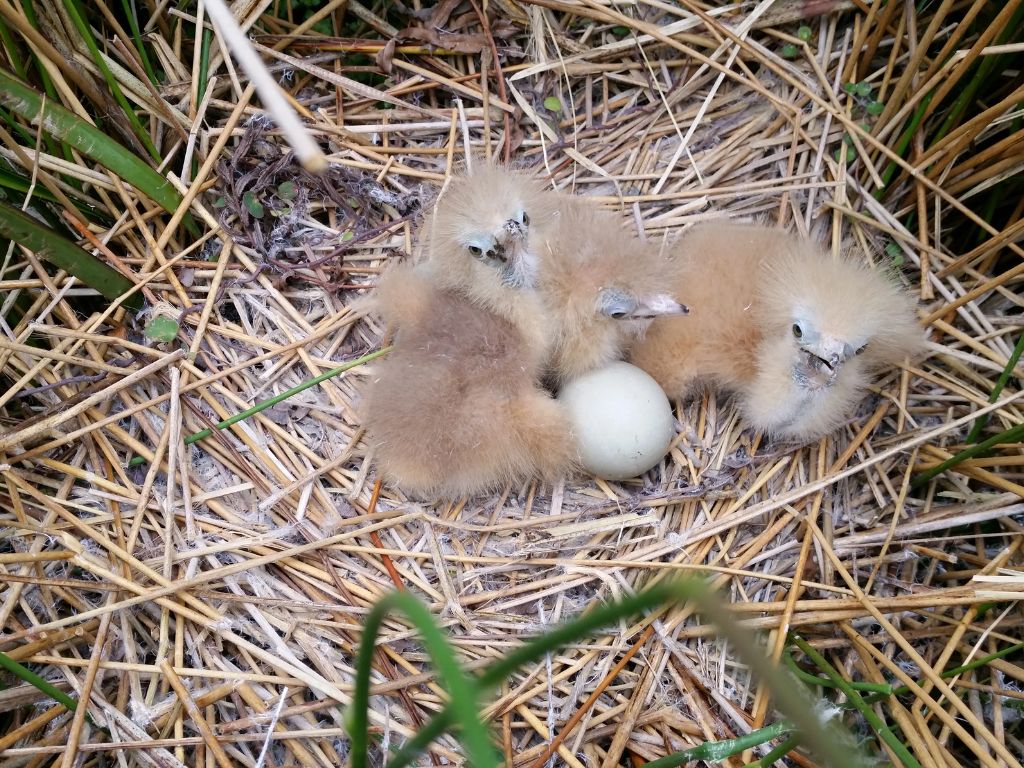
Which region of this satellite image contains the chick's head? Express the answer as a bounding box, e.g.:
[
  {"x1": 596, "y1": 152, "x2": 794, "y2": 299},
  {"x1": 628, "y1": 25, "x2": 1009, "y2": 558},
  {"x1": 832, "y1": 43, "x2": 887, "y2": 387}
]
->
[
  {"x1": 544, "y1": 201, "x2": 686, "y2": 331},
  {"x1": 425, "y1": 165, "x2": 548, "y2": 297},
  {"x1": 757, "y1": 242, "x2": 922, "y2": 394},
  {"x1": 538, "y1": 201, "x2": 687, "y2": 382}
]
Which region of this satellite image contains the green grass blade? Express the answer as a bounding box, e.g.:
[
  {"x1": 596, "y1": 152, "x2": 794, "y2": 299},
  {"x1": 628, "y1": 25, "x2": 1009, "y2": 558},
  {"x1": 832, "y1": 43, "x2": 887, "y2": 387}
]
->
[
  {"x1": 862, "y1": 640, "x2": 1024, "y2": 705},
  {"x1": 0, "y1": 68, "x2": 182, "y2": 214},
  {"x1": 385, "y1": 716, "x2": 448, "y2": 768},
  {"x1": 386, "y1": 582, "x2": 708, "y2": 768},
  {"x1": 120, "y1": 0, "x2": 159, "y2": 85},
  {"x1": 389, "y1": 581, "x2": 863, "y2": 768},
  {"x1": 965, "y1": 331, "x2": 1024, "y2": 442},
  {"x1": 477, "y1": 580, "x2": 704, "y2": 689},
  {"x1": 0, "y1": 168, "x2": 114, "y2": 227},
  {"x1": 127, "y1": 347, "x2": 391, "y2": 466},
  {"x1": 62, "y1": 0, "x2": 160, "y2": 161},
  {"x1": 348, "y1": 591, "x2": 500, "y2": 768},
  {"x1": 0, "y1": 17, "x2": 27, "y2": 81},
  {"x1": 644, "y1": 722, "x2": 791, "y2": 768},
  {"x1": 912, "y1": 420, "x2": 1024, "y2": 487},
  {"x1": 785, "y1": 653, "x2": 894, "y2": 695},
  {"x1": 792, "y1": 635, "x2": 921, "y2": 768},
  {"x1": 877, "y1": 92, "x2": 932, "y2": 195},
  {"x1": 197, "y1": 23, "x2": 213, "y2": 114},
  {"x1": 749, "y1": 733, "x2": 802, "y2": 768},
  {"x1": 0, "y1": 200, "x2": 142, "y2": 308},
  {"x1": 0, "y1": 649, "x2": 79, "y2": 713}
]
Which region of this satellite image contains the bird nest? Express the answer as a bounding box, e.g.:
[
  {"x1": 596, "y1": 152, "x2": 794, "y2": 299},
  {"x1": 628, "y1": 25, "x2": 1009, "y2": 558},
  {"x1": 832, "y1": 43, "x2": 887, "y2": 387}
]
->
[{"x1": 0, "y1": 1, "x2": 1022, "y2": 766}]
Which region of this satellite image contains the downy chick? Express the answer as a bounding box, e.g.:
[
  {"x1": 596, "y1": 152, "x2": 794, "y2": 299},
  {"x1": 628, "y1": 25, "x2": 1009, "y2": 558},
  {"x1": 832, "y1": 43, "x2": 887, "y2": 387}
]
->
[
  {"x1": 629, "y1": 222, "x2": 922, "y2": 440},
  {"x1": 538, "y1": 197, "x2": 688, "y2": 386},
  {"x1": 361, "y1": 165, "x2": 574, "y2": 500}
]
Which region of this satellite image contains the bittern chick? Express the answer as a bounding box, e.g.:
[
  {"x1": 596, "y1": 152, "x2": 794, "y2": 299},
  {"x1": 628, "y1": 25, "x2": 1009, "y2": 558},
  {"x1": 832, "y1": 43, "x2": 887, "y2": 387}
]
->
[
  {"x1": 629, "y1": 222, "x2": 921, "y2": 440},
  {"x1": 538, "y1": 196, "x2": 688, "y2": 386},
  {"x1": 361, "y1": 164, "x2": 574, "y2": 500}
]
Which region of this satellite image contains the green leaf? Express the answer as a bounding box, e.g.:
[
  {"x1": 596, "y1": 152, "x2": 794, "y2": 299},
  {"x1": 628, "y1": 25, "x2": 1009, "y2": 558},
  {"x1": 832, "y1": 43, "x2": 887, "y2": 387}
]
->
[
  {"x1": 349, "y1": 592, "x2": 500, "y2": 768},
  {"x1": 843, "y1": 82, "x2": 858, "y2": 95},
  {"x1": 866, "y1": 100, "x2": 885, "y2": 116},
  {"x1": 611, "y1": 25, "x2": 629, "y2": 36},
  {"x1": 781, "y1": 43, "x2": 799, "y2": 59},
  {"x1": 212, "y1": 196, "x2": 227, "y2": 208},
  {"x1": 855, "y1": 81, "x2": 873, "y2": 97},
  {"x1": 0, "y1": 69, "x2": 184, "y2": 216},
  {"x1": 341, "y1": 230, "x2": 354, "y2": 241},
  {"x1": 127, "y1": 347, "x2": 393, "y2": 467},
  {"x1": 0, "y1": 649, "x2": 81, "y2": 714},
  {"x1": 387, "y1": 580, "x2": 865, "y2": 768},
  {"x1": 543, "y1": 96, "x2": 562, "y2": 112},
  {"x1": 243, "y1": 191, "x2": 264, "y2": 218},
  {"x1": 277, "y1": 180, "x2": 297, "y2": 201},
  {"x1": 144, "y1": 315, "x2": 179, "y2": 342},
  {"x1": 62, "y1": 0, "x2": 160, "y2": 160},
  {"x1": 797, "y1": 25, "x2": 812, "y2": 41},
  {"x1": 644, "y1": 722, "x2": 791, "y2": 768},
  {"x1": 0, "y1": 200, "x2": 141, "y2": 309}
]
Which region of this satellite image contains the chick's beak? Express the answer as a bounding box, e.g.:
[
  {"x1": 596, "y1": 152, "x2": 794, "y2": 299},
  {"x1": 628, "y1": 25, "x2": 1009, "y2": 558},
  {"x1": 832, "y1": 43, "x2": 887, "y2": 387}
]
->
[
  {"x1": 493, "y1": 218, "x2": 537, "y2": 288},
  {"x1": 503, "y1": 218, "x2": 526, "y2": 240},
  {"x1": 494, "y1": 219, "x2": 529, "y2": 266},
  {"x1": 795, "y1": 336, "x2": 850, "y2": 389},
  {"x1": 628, "y1": 294, "x2": 689, "y2": 319}
]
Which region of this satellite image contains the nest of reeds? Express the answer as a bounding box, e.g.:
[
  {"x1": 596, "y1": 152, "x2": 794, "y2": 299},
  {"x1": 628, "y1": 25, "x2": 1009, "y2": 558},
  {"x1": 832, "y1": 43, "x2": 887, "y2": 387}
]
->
[{"x1": 0, "y1": 1, "x2": 1022, "y2": 766}]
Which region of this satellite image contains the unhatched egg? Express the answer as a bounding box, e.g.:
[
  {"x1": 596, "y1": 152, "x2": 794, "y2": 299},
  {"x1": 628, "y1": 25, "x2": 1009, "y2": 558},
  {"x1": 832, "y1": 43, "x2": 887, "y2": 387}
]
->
[{"x1": 557, "y1": 361, "x2": 675, "y2": 481}]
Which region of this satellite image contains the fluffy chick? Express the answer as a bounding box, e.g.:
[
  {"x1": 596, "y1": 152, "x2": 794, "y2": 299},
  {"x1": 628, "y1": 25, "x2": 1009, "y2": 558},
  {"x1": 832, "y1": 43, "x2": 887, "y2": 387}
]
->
[
  {"x1": 362, "y1": 165, "x2": 576, "y2": 500},
  {"x1": 538, "y1": 196, "x2": 688, "y2": 385},
  {"x1": 629, "y1": 222, "x2": 922, "y2": 440},
  {"x1": 361, "y1": 265, "x2": 574, "y2": 500}
]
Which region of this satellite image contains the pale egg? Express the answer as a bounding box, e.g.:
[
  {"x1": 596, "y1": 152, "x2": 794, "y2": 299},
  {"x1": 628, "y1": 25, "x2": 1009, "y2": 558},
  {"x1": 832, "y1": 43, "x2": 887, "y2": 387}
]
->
[{"x1": 557, "y1": 361, "x2": 675, "y2": 481}]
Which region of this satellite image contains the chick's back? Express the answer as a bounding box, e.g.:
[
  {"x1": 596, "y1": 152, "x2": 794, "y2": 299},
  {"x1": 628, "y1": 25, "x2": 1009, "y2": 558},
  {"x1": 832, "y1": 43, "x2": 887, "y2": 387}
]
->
[
  {"x1": 362, "y1": 270, "x2": 573, "y2": 500},
  {"x1": 630, "y1": 221, "x2": 786, "y2": 394}
]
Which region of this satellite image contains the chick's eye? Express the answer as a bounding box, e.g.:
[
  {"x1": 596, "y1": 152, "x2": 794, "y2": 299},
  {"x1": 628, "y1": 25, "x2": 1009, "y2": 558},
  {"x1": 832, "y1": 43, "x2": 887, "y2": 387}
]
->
[
  {"x1": 792, "y1": 324, "x2": 803, "y2": 339},
  {"x1": 468, "y1": 245, "x2": 482, "y2": 257},
  {"x1": 855, "y1": 343, "x2": 867, "y2": 356},
  {"x1": 522, "y1": 212, "x2": 530, "y2": 226}
]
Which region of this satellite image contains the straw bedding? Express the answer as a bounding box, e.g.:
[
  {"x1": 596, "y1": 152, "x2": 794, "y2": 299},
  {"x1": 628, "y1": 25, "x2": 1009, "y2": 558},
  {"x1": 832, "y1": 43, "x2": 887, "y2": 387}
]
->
[{"x1": 0, "y1": 1, "x2": 1022, "y2": 765}]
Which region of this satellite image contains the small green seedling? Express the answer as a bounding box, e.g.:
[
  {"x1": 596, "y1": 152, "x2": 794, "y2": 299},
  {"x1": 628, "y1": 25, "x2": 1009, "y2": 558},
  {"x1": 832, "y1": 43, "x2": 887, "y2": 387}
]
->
[
  {"x1": 243, "y1": 191, "x2": 265, "y2": 218},
  {"x1": 144, "y1": 315, "x2": 179, "y2": 343}
]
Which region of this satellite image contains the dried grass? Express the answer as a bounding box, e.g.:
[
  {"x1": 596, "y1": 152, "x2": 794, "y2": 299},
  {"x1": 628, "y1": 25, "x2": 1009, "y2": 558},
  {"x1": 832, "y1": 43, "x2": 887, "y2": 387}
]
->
[{"x1": 0, "y1": 1, "x2": 1022, "y2": 766}]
